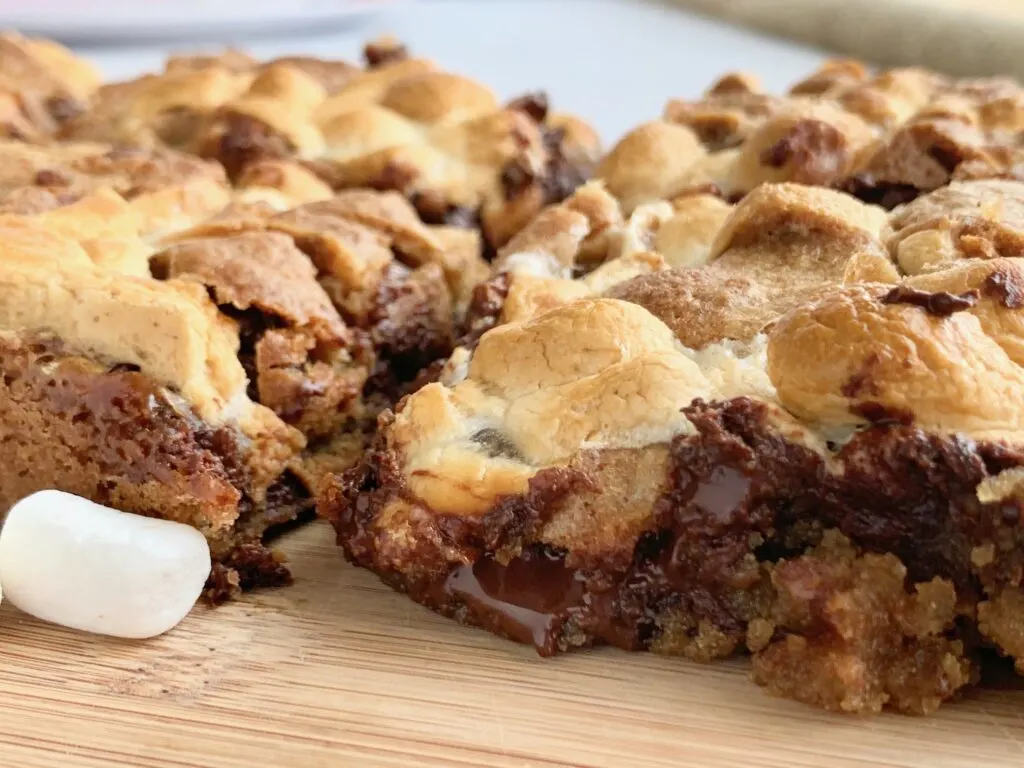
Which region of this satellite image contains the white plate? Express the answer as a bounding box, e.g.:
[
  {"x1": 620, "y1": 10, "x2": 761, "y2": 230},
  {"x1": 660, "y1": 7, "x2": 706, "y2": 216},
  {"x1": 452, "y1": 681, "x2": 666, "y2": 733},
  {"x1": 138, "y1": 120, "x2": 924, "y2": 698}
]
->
[{"x1": 0, "y1": 0, "x2": 407, "y2": 42}]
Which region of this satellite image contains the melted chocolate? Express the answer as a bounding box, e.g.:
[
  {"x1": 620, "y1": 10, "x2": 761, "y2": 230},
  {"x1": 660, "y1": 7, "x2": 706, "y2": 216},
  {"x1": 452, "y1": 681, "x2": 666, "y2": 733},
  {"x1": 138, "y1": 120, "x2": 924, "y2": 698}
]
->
[
  {"x1": 460, "y1": 273, "x2": 512, "y2": 344},
  {"x1": 470, "y1": 427, "x2": 523, "y2": 461},
  {"x1": 410, "y1": 190, "x2": 478, "y2": 229},
  {"x1": 541, "y1": 126, "x2": 591, "y2": 205},
  {"x1": 203, "y1": 113, "x2": 293, "y2": 181},
  {"x1": 363, "y1": 40, "x2": 408, "y2": 68},
  {"x1": 506, "y1": 92, "x2": 550, "y2": 123},
  {"x1": 881, "y1": 285, "x2": 979, "y2": 317},
  {"x1": 983, "y1": 270, "x2": 1024, "y2": 309},
  {"x1": 0, "y1": 333, "x2": 302, "y2": 604},
  {"x1": 851, "y1": 401, "x2": 915, "y2": 426},
  {"x1": 362, "y1": 262, "x2": 455, "y2": 399},
  {"x1": 843, "y1": 177, "x2": 922, "y2": 210},
  {"x1": 445, "y1": 548, "x2": 585, "y2": 656},
  {"x1": 757, "y1": 119, "x2": 846, "y2": 185},
  {"x1": 217, "y1": 307, "x2": 280, "y2": 401},
  {"x1": 34, "y1": 168, "x2": 72, "y2": 187},
  {"x1": 501, "y1": 125, "x2": 591, "y2": 206}
]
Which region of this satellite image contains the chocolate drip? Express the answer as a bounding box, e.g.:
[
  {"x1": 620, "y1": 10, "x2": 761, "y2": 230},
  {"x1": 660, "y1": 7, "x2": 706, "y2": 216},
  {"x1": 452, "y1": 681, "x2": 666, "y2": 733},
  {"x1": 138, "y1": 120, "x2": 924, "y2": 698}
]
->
[
  {"x1": 445, "y1": 549, "x2": 585, "y2": 656},
  {"x1": 881, "y1": 285, "x2": 979, "y2": 317}
]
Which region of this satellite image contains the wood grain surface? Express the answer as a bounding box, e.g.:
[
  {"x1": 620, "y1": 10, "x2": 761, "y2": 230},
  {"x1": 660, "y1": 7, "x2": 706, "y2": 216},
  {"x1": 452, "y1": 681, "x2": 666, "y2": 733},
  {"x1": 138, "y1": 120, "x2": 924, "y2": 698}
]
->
[{"x1": 2, "y1": 520, "x2": 1023, "y2": 768}]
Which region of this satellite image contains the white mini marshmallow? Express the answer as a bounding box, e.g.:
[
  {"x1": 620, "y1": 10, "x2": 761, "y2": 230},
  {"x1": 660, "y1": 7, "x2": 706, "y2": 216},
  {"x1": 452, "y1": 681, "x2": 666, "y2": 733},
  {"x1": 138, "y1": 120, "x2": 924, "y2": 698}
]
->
[{"x1": 0, "y1": 490, "x2": 211, "y2": 638}]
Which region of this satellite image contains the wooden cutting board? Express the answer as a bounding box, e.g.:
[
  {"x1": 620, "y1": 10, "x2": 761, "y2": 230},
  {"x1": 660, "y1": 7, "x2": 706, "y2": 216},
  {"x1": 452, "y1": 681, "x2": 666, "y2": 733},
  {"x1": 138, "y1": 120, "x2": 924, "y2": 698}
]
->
[{"x1": 1, "y1": 520, "x2": 1022, "y2": 768}]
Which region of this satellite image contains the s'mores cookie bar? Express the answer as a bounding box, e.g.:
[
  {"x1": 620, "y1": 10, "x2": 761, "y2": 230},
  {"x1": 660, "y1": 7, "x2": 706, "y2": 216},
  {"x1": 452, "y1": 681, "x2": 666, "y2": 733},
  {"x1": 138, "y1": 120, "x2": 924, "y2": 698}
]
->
[{"x1": 325, "y1": 147, "x2": 1024, "y2": 714}]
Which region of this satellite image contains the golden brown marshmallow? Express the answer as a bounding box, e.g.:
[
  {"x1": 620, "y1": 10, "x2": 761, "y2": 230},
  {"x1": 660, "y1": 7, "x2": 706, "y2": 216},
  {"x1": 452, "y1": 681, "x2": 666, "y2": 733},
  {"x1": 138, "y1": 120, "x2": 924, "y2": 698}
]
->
[
  {"x1": 767, "y1": 279, "x2": 1024, "y2": 438},
  {"x1": 887, "y1": 180, "x2": 1024, "y2": 275},
  {"x1": 596, "y1": 121, "x2": 707, "y2": 213}
]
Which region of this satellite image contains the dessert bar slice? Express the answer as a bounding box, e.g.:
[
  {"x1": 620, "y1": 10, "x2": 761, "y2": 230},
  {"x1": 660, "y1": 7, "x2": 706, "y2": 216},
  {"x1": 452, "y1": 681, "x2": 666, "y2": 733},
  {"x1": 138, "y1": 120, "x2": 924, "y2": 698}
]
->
[
  {"x1": 0, "y1": 138, "x2": 488, "y2": 600},
  {"x1": 323, "y1": 174, "x2": 1024, "y2": 714},
  {"x1": 0, "y1": 220, "x2": 310, "y2": 600}
]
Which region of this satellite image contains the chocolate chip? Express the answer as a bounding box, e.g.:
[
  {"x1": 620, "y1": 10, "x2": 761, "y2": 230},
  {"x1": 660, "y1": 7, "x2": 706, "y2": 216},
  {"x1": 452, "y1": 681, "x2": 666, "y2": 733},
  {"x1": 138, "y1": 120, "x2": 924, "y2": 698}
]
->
[
  {"x1": 506, "y1": 91, "x2": 550, "y2": 123},
  {"x1": 757, "y1": 119, "x2": 847, "y2": 185},
  {"x1": 460, "y1": 273, "x2": 511, "y2": 345},
  {"x1": 411, "y1": 190, "x2": 478, "y2": 228},
  {"x1": 761, "y1": 140, "x2": 791, "y2": 168},
  {"x1": 540, "y1": 126, "x2": 590, "y2": 205},
  {"x1": 34, "y1": 169, "x2": 70, "y2": 187},
  {"x1": 500, "y1": 157, "x2": 536, "y2": 200},
  {"x1": 363, "y1": 40, "x2": 408, "y2": 68},
  {"x1": 982, "y1": 270, "x2": 1024, "y2": 309},
  {"x1": 107, "y1": 363, "x2": 142, "y2": 374},
  {"x1": 370, "y1": 161, "x2": 419, "y2": 192},
  {"x1": 45, "y1": 96, "x2": 83, "y2": 124},
  {"x1": 470, "y1": 428, "x2": 523, "y2": 461},
  {"x1": 881, "y1": 285, "x2": 979, "y2": 317},
  {"x1": 202, "y1": 113, "x2": 292, "y2": 181},
  {"x1": 842, "y1": 177, "x2": 922, "y2": 210},
  {"x1": 850, "y1": 401, "x2": 915, "y2": 426}
]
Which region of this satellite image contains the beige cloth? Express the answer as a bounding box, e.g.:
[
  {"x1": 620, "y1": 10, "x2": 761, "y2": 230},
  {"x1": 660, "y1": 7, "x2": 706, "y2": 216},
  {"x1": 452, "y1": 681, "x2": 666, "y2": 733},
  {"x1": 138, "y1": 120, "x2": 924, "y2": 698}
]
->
[{"x1": 670, "y1": 0, "x2": 1024, "y2": 80}]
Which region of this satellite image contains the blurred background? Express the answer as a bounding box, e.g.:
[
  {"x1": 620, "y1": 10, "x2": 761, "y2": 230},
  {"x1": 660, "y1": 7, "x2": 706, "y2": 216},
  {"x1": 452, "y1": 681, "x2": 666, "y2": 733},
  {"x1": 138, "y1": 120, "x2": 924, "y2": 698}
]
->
[{"x1": 3, "y1": 0, "x2": 1021, "y2": 143}]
